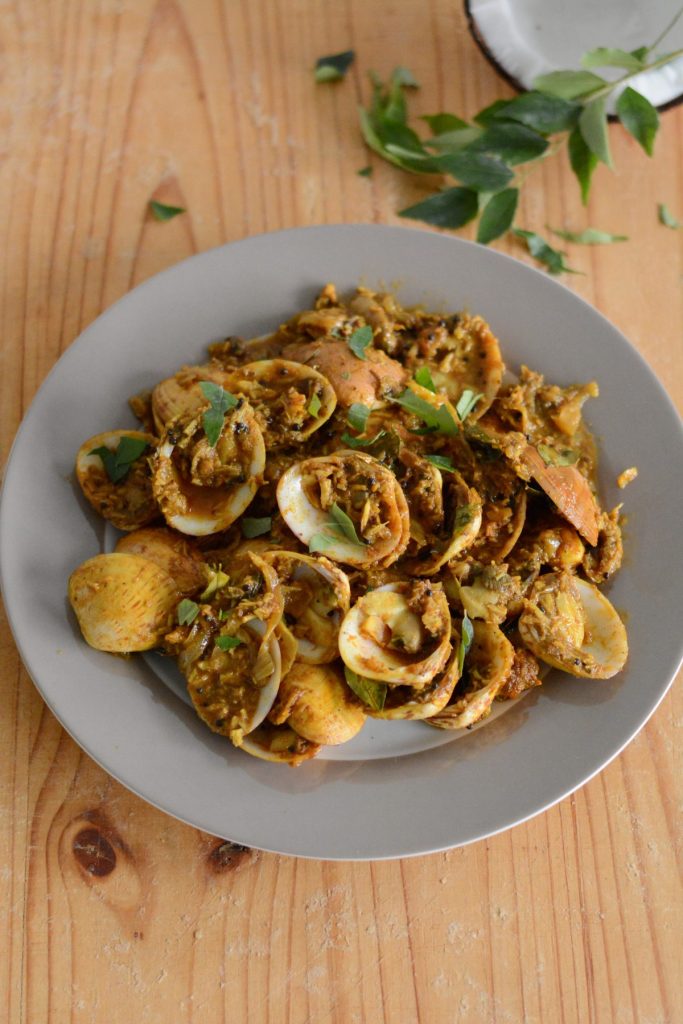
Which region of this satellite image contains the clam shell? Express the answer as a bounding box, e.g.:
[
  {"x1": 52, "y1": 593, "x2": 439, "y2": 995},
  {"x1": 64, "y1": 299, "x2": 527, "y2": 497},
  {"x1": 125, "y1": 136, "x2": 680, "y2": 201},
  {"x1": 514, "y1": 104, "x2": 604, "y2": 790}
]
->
[
  {"x1": 271, "y1": 662, "x2": 366, "y2": 745},
  {"x1": 427, "y1": 620, "x2": 515, "y2": 729},
  {"x1": 115, "y1": 526, "x2": 207, "y2": 596},
  {"x1": 76, "y1": 430, "x2": 158, "y2": 532}
]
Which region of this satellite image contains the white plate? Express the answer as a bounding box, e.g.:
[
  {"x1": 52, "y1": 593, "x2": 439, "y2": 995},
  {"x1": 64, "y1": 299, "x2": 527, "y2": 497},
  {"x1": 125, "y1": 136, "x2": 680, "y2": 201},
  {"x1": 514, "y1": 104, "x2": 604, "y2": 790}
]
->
[
  {"x1": 467, "y1": 0, "x2": 683, "y2": 111},
  {"x1": 2, "y1": 224, "x2": 682, "y2": 860}
]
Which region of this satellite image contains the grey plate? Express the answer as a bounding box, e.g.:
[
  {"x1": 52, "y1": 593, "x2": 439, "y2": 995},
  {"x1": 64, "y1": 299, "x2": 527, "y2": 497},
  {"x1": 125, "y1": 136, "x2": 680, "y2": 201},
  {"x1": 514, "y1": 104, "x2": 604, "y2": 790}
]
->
[{"x1": 1, "y1": 224, "x2": 682, "y2": 860}]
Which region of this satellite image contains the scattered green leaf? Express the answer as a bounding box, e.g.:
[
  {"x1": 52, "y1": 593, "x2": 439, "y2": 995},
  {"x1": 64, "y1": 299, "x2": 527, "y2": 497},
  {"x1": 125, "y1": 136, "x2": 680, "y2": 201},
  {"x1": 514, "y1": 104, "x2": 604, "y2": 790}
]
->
[
  {"x1": 241, "y1": 517, "x2": 272, "y2": 538},
  {"x1": 199, "y1": 381, "x2": 238, "y2": 447},
  {"x1": 347, "y1": 324, "x2": 374, "y2": 360},
  {"x1": 548, "y1": 226, "x2": 628, "y2": 244},
  {"x1": 89, "y1": 436, "x2": 149, "y2": 484},
  {"x1": 315, "y1": 50, "x2": 355, "y2": 82},
  {"x1": 533, "y1": 69, "x2": 606, "y2": 100},
  {"x1": 149, "y1": 200, "x2": 185, "y2": 222},
  {"x1": 616, "y1": 86, "x2": 659, "y2": 156},
  {"x1": 215, "y1": 635, "x2": 243, "y2": 651},
  {"x1": 568, "y1": 125, "x2": 598, "y2": 205},
  {"x1": 393, "y1": 65, "x2": 420, "y2": 88},
  {"x1": 477, "y1": 188, "x2": 519, "y2": 245},
  {"x1": 399, "y1": 187, "x2": 479, "y2": 229},
  {"x1": 200, "y1": 567, "x2": 229, "y2": 600},
  {"x1": 658, "y1": 203, "x2": 682, "y2": 229},
  {"x1": 347, "y1": 402, "x2": 371, "y2": 433},
  {"x1": 344, "y1": 666, "x2": 387, "y2": 710},
  {"x1": 309, "y1": 503, "x2": 367, "y2": 552},
  {"x1": 513, "y1": 228, "x2": 581, "y2": 275},
  {"x1": 308, "y1": 392, "x2": 322, "y2": 417},
  {"x1": 340, "y1": 430, "x2": 387, "y2": 449},
  {"x1": 414, "y1": 366, "x2": 436, "y2": 392},
  {"x1": 425, "y1": 454, "x2": 456, "y2": 473},
  {"x1": 395, "y1": 388, "x2": 459, "y2": 436},
  {"x1": 329, "y1": 503, "x2": 364, "y2": 544},
  {"x1": 357, "y1": 165, "x2": 373, "y2": 177},
  {"x1": 177, "y1": 599, "x2": 199, "y2": 626},
  {"x1": 455, "y1": 389, "x2": 483, "y2": 421},
  {"x1": 457, "y1": 612, "x2": 474, "y2": 674}
]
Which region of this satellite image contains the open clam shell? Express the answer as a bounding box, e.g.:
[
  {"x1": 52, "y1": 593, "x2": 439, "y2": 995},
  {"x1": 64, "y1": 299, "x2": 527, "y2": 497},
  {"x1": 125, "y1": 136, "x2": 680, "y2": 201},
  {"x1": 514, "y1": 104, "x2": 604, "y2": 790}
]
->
[
  {"x1": 264, "y1": 551, "x2": 351, "y2": 663},
  {"x1": 152, "y1": 402, "x2": 265, "y2": 536},
  {"x1": 405, "y1": 467, "x2": 482, "y2": 576},
  {"x1": 427, "y1": 620, "x2": 515, "y2": 729},
  {"x1": 519, "y1": 572, "x2": 628, "y2": 679},
  {"x1": 367, "y1": 646, "x2": 460, "y2": 720},
  {"x1": 76, "y1": 429, "x2": 158, "y2": 531},
  {"x1": 151, "y1": 362, "x2": 234, "y2": 434},
  {"x1": 338, "y1": 582, "x2": 452, "y2": 688},
  {"x1": 115, "y1": 526, "x2": 208, "y2": 596},
  {"x1": 276, "y1": 451, "x2": 409, "y2": 567},
  {"x1": 222, "y1": 359, "x2": 337, "y2": 448},
  {"x1": 240, "y1": 722, "x2": 321, "y2": 765}
]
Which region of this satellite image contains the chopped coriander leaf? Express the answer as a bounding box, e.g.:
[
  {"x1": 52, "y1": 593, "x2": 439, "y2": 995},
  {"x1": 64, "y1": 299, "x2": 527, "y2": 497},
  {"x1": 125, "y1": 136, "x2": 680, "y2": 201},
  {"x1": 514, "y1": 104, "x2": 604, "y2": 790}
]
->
[
  {"x1": 414, "y1": 366, "x2": 436, "y2": 392},
  {"x1": 347, "y1": 324, "x2": 374, "y2": 360},
  {"x1": 344, "y1": 666, "x2": 387, "y2": 710},
  {"x1": 177, "y1": 599, "x2": 199, "y2": 626},
  {"x1": 308, "y1": 392, "x2": 322, "y2": 417},
  {"x1": 347, "y1": 402, "x2": 371, "y2": 433},
  {"x1": 215, "y1": 635, "x2": 243, "y2": 651},
  {"x1": 314, "y1": 50, "x2": 355, "y2": 83},
  {"x1": 457, "y1": 612, "x2": 474, "y2": 674},
  {"x1": 89, "y1": 436, "x2": 149, "y2": 484},
  {"x1": 149, "y1": 200, "x2": 185, "y2": 221},
  {"x1": 199, "y1": 381, "x2": 239, "y2": 447},
  {"x1": 241, "y1": 516, "x2": 272, "y2": 538},
  {"x1": 455, "y1": 389, "x2": 483, "y2": 422},
  {"x1": 425, "y1": 454, "x2": 456, "y2": 473},
  {"x1": 395, "y1": 388, "x2": 459, "y2": 436}
]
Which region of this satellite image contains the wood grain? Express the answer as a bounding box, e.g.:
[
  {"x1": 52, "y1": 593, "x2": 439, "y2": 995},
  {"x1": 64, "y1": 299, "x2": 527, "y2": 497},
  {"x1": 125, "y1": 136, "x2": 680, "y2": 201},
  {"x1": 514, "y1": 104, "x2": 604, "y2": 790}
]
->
[{"x1": 0, "y1": 2, "x2": 681, "y2": 1022}]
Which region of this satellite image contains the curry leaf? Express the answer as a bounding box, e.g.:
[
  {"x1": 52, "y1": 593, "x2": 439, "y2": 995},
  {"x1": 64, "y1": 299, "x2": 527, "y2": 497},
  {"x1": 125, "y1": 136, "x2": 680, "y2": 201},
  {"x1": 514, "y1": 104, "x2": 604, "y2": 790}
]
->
[
  {"x1": 89, "y1": 436, "x2": 148, "y2": 484},
  {"x1": 579, "y1": 97, "x2": 612, "y2": 167},
  {"x1": 616, "y1": 86, "x2": 659, "y2": 156},
  {"x1": 494, "y1": 91, "x2": 580, "y2": 134},
  {"x1": 425, "y1": 454, "x2": 456, "y2": 473},
  {"x1": 658, "y1": 203, "x2": 681, "y2": 229},
  {"x1": 477, "y1": 188, "x2": 518, "y2": 244},
  {"x1": 241, "y1": 516, "x2": 272, "y2": 538},
  {"x1": 315, "y1": 50, "x2": 355, "y2": 82},
  {"x1": 581, "y1": 47, "x2": 646, "y2": 71},
  {"x1": 421, "y1": 112, "x2": 469, "y2": 134},
  {"x1": 215, "y1": 635, "x2": 243, "y2": 651},
  {"x1": 357, "y1": 165, "x2": 373, "y2": 177},
  {"x1": 455, "y1": 389, "x2": 483, "y2": 421},
  {"x1": 309, "y1": 504, "x2": 367, "y2": 552},
  {"x1": 177, "y1": 599, "x2": 199, "y2": 626},
  {"x1": 348, "y1": 324, "x2": 374, "y2": 360},
  {"x1": 308, "y1": 392, "x2": 322, "y2": 417},
  {"x1": 149, "y1": 200, "x2": 185, "y2": 221},
  {"x1": 344, "y1": 666, "x2": 387, "y2": 710},
  {"x1": 468, "y1": 121, "x2": 548, "y2": 165},
  {"x1": 436, "y1": 151, "x2": 513, "y2": 191},
  {"x1": 474, "y1": 99, "x2": 513, "y2": 126},
  {"x1": 199, "y1": 381, "x2": 239, "y2": 447},
  {"x1": 513, "y1": 229, "x2": 582, "y2": 275},
  {"x1": 533, "y1": 69, "x2": 606, "y2": 100},
  {"x1": 568, "y1": 126, "x2": 598, "y2": 205},
  {"x1": 395, "y1": 388, "x2": 459, "y2": 436},
  {"x1": 329, "y1": 503, "x2": 364, "y2": 544},
  {"x1": 457, "y1": 612, "x2": 474, "y2": 674},
  {"x1": 399, "y1": 187, "x2": 479, "y2": 229},
  {"x1": 414, "y1": 366, "x2": 436, "y2": 392},
  {"x1": 548, "y1": 226, "x2": 628, "y2": 244},
  {"x1": 347, "y1": 402, "x2": 371, "y2": 433}
]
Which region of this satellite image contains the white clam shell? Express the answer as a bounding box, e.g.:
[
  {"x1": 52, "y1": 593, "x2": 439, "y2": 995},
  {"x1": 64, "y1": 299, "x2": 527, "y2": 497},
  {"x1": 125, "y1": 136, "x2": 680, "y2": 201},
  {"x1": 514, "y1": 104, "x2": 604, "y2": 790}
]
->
[{"x1": 338, "y1": 583, "x2": 452, "y2": 687}]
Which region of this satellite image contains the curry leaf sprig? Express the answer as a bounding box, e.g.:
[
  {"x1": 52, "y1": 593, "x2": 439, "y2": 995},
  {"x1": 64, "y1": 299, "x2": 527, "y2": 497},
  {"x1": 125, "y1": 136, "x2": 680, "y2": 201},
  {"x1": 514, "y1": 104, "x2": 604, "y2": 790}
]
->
[{"x1": 351, "y1": 10, "x2": 683, "y2": 273}]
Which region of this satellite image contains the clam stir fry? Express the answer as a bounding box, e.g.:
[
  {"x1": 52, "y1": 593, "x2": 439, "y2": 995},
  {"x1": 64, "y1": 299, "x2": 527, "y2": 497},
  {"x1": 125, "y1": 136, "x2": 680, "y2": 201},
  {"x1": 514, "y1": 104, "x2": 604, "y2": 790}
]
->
[{"x1": 68, "y1": 284, "x2": 629, "y2": 765}]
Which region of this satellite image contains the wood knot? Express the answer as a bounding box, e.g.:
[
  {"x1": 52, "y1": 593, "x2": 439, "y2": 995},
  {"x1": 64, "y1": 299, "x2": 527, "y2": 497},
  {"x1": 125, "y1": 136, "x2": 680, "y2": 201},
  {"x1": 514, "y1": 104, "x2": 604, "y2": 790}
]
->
[
  {"x1": 209, "y1": 840, "x2": 251, "y2": 871},
  {"x1": 72, "y1": 827, "x2": 117, "y2": 877}
]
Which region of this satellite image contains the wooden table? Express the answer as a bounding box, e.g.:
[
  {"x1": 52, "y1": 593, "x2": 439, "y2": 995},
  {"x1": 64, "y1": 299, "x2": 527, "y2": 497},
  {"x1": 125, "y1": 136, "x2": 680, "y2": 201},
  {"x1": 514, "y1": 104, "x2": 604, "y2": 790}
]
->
[{"x1": 1, "y1": 3, "x2": 681, "y2": 1021}]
